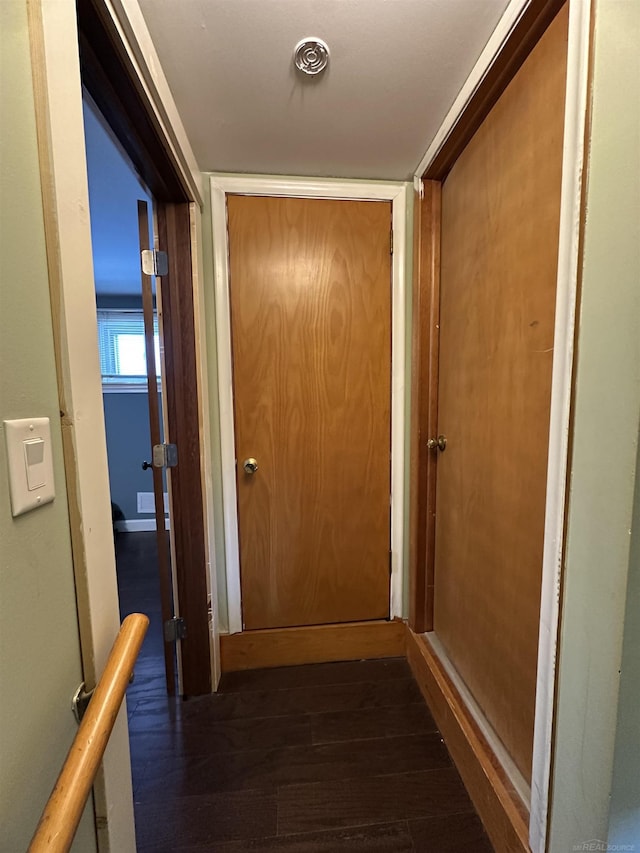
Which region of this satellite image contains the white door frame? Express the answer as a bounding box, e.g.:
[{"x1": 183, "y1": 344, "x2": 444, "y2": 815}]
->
[
  {"x1": 211, "y1": 175, "x2": 408, "y2": 635},
  {"x1": 412, "y1": 1, "x2": 592, "y2": 851}
]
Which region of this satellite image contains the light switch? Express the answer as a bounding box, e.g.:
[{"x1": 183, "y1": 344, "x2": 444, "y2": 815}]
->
[
  {"x1": 24, "y1": 438, "x2": 46, "y2": 489},
  {"x1": 4, "y1": 417, "x2": 55, "y2": 517}
]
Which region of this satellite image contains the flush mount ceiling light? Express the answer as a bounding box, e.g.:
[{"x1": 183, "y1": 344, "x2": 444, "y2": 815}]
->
[{"x1": 294, "y1": 37, "x2": 330, "y2": 76}]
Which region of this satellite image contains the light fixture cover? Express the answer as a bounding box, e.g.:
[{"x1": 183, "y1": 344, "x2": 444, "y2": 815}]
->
[{"x1": 294, "y1": 38, "x2": 330, "y2": 76}]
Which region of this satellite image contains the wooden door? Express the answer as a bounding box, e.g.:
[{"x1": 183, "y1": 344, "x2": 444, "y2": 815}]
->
[
  {"x1": 156, "y1": 202, "x2": 213, "y2": 695},
  {"x1": 228, "y1": 196, "x2": 392, "y2": 630},
  {"x1": 433, "y1": 5, "x2": 568, "y2": 781},
  {"x1": 137, "y1": 199, "x2": 177, "y2": 694}
]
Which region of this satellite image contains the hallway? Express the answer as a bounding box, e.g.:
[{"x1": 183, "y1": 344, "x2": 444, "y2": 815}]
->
[{"x1": 117, "y1": 534, "x2": 493, "y2": 851}]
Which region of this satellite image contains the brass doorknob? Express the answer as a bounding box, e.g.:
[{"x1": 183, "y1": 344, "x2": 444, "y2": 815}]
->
[
  {"x1": 243, "y1": 458, "x2": 259, "y2": 474},
  {"x1": 427, "y1": 435, "x2": 447, "y2": 452}
]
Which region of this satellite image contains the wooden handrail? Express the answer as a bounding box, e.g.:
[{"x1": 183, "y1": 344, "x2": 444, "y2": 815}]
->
[{"x1": 28, "y1": 613, "x2": 149, "y2": 853}]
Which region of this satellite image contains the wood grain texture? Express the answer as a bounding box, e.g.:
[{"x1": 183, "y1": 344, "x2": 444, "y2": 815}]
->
[
  {"x1": 277, "y1": 766, "x2": 473, "y2": 836},
  {"x1": 182, "y1": 822, "x2": 415, "y2": 853},
  {"x1": 220, "y1": 620, "x2": 405, "y2": 672},
  {"x1": 199, "y1": 680, "x2": 421, "y2": 723},
  {"x1": 311, "y1": 700, "x2": 438, "y2": 745},
  {"x1": 138, "y1": 200, "x2": 176, "y2": 695},
  {"x1": 157, "y1": 202, "x2": 211, "y2": 695},
  {"x1": 128, "y1": 651, "x2": 489, "y2": 851},
  {"x1": 409, "y1": 813, "x2": 493, "y2": 853},
  {"x1": 423, "y1": 0, "x2": 567, "y2": 181},
  {"x1": 434, "y1": 4, "x2": 568, "y2": 781},
  {"x1": 221, "y1": 656, "x2": 411, "y2": 692},
  {"x1": 406, "y1": 628, "x2": 529, "y2": 853},
  {"x1": 227, "y1": 196, "x2": 392, "y2": 630},
  {"x1": 139, "y1": 733, "x2": 451, "y2": 798},
  {"x1": 409, "y1": 181, "x2": 442, "y2": 634}
]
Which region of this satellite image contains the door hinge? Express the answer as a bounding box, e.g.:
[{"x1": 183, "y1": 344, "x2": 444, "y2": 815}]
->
[
  {"x1": 153, "y1": 443, "x2": 178, "y2": 468},
  {"x1": 164, "y1": 616, "x2": 187, "y2": 643},
  {"x1": 390, "y1": 229, "x2": 394, "y2": 255},
  {"x1": 141, "y1": 249, "x2": 169, "y2": 277}
]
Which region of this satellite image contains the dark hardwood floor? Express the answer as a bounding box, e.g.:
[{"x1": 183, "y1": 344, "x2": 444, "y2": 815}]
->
[{"x1": 116, "y1": 532, "x2": 493, "y2": 852}]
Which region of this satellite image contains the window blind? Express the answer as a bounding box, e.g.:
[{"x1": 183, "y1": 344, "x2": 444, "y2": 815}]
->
[{"x1": 97, "y1": 309, "x2": 160, "y2": 386}]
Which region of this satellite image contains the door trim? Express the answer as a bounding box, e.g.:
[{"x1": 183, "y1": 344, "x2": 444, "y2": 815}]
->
[
  {"x1": 410, "y1": 2, "x2": 592, "y2": 851},
  {"x1": 528, "y1": 4, "x2": 592, "y2": 848},
  {"x1": 211, "y1": 175, "x2": 408, "y2": 635}
]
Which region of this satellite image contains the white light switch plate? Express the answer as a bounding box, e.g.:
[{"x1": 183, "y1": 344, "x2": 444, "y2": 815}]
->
[{"x1": 4, "y1": 417, "x2": 55, "y2": 517}]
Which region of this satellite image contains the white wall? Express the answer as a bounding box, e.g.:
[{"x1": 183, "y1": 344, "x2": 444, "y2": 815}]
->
[
  {"x1": 548, "y1": 0, "x2": 640, "y2": 848},
  {"x1": 607, "y1": 2, "x2": 640, "y2": 841},
  {"x1": 609, "y1": 430, "x2": 640, "y2": 846}
]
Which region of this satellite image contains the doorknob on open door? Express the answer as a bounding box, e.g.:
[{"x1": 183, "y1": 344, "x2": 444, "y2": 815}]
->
[
  {"x1": 243, "y1": 458, "x2": 259, "y2": 474},
  {"x1": 142, "y1": 460, "x2": 153, "y2": 470},
  {"x1": 427, "y1": 435, "x2": 447, "y2": 452}
]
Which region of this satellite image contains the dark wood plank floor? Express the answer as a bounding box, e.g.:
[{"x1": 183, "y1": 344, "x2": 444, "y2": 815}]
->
[{"x1": 116, "y1": 532, "x2": 494, "y2": 852}]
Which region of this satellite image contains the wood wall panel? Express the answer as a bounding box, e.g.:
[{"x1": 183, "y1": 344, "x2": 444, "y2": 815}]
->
[{"x1": 433, "y1": 5, "x2": 569, "y2": 780}]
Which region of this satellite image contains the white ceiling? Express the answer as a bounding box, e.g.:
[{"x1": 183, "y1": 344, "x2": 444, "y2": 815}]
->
[{"x1": 137, "y1": 0, "x2": 511, "y2": 181}]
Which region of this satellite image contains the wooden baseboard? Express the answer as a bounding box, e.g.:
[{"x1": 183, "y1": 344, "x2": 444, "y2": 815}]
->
[
  {"x1": 406, "y1": 628, "x2": 530, "y2": 853},
  {"x1": 220, "y1": 620, "x2": 406, "y2": 672}
]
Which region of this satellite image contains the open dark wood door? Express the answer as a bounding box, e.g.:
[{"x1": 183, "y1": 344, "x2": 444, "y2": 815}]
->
[
  {"x1": 156, "y1": 201, "x2": 212, "y2": 696},
  {"x1": 138, "y1": 199, "x2": 177, "y2": 695}
]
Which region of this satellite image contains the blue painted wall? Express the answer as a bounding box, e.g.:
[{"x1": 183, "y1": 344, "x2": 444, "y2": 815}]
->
[{"x1": 102, "y1": 392, "x2": 165, "y2": 521}]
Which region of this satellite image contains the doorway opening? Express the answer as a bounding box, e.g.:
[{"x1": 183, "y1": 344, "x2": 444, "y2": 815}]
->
[
  {"x1": 82, "y1": 94, "x2": 178, "y2": 697},
  {"x1": 76, "y1": 0, "x2": 213, "y2": 698}
]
